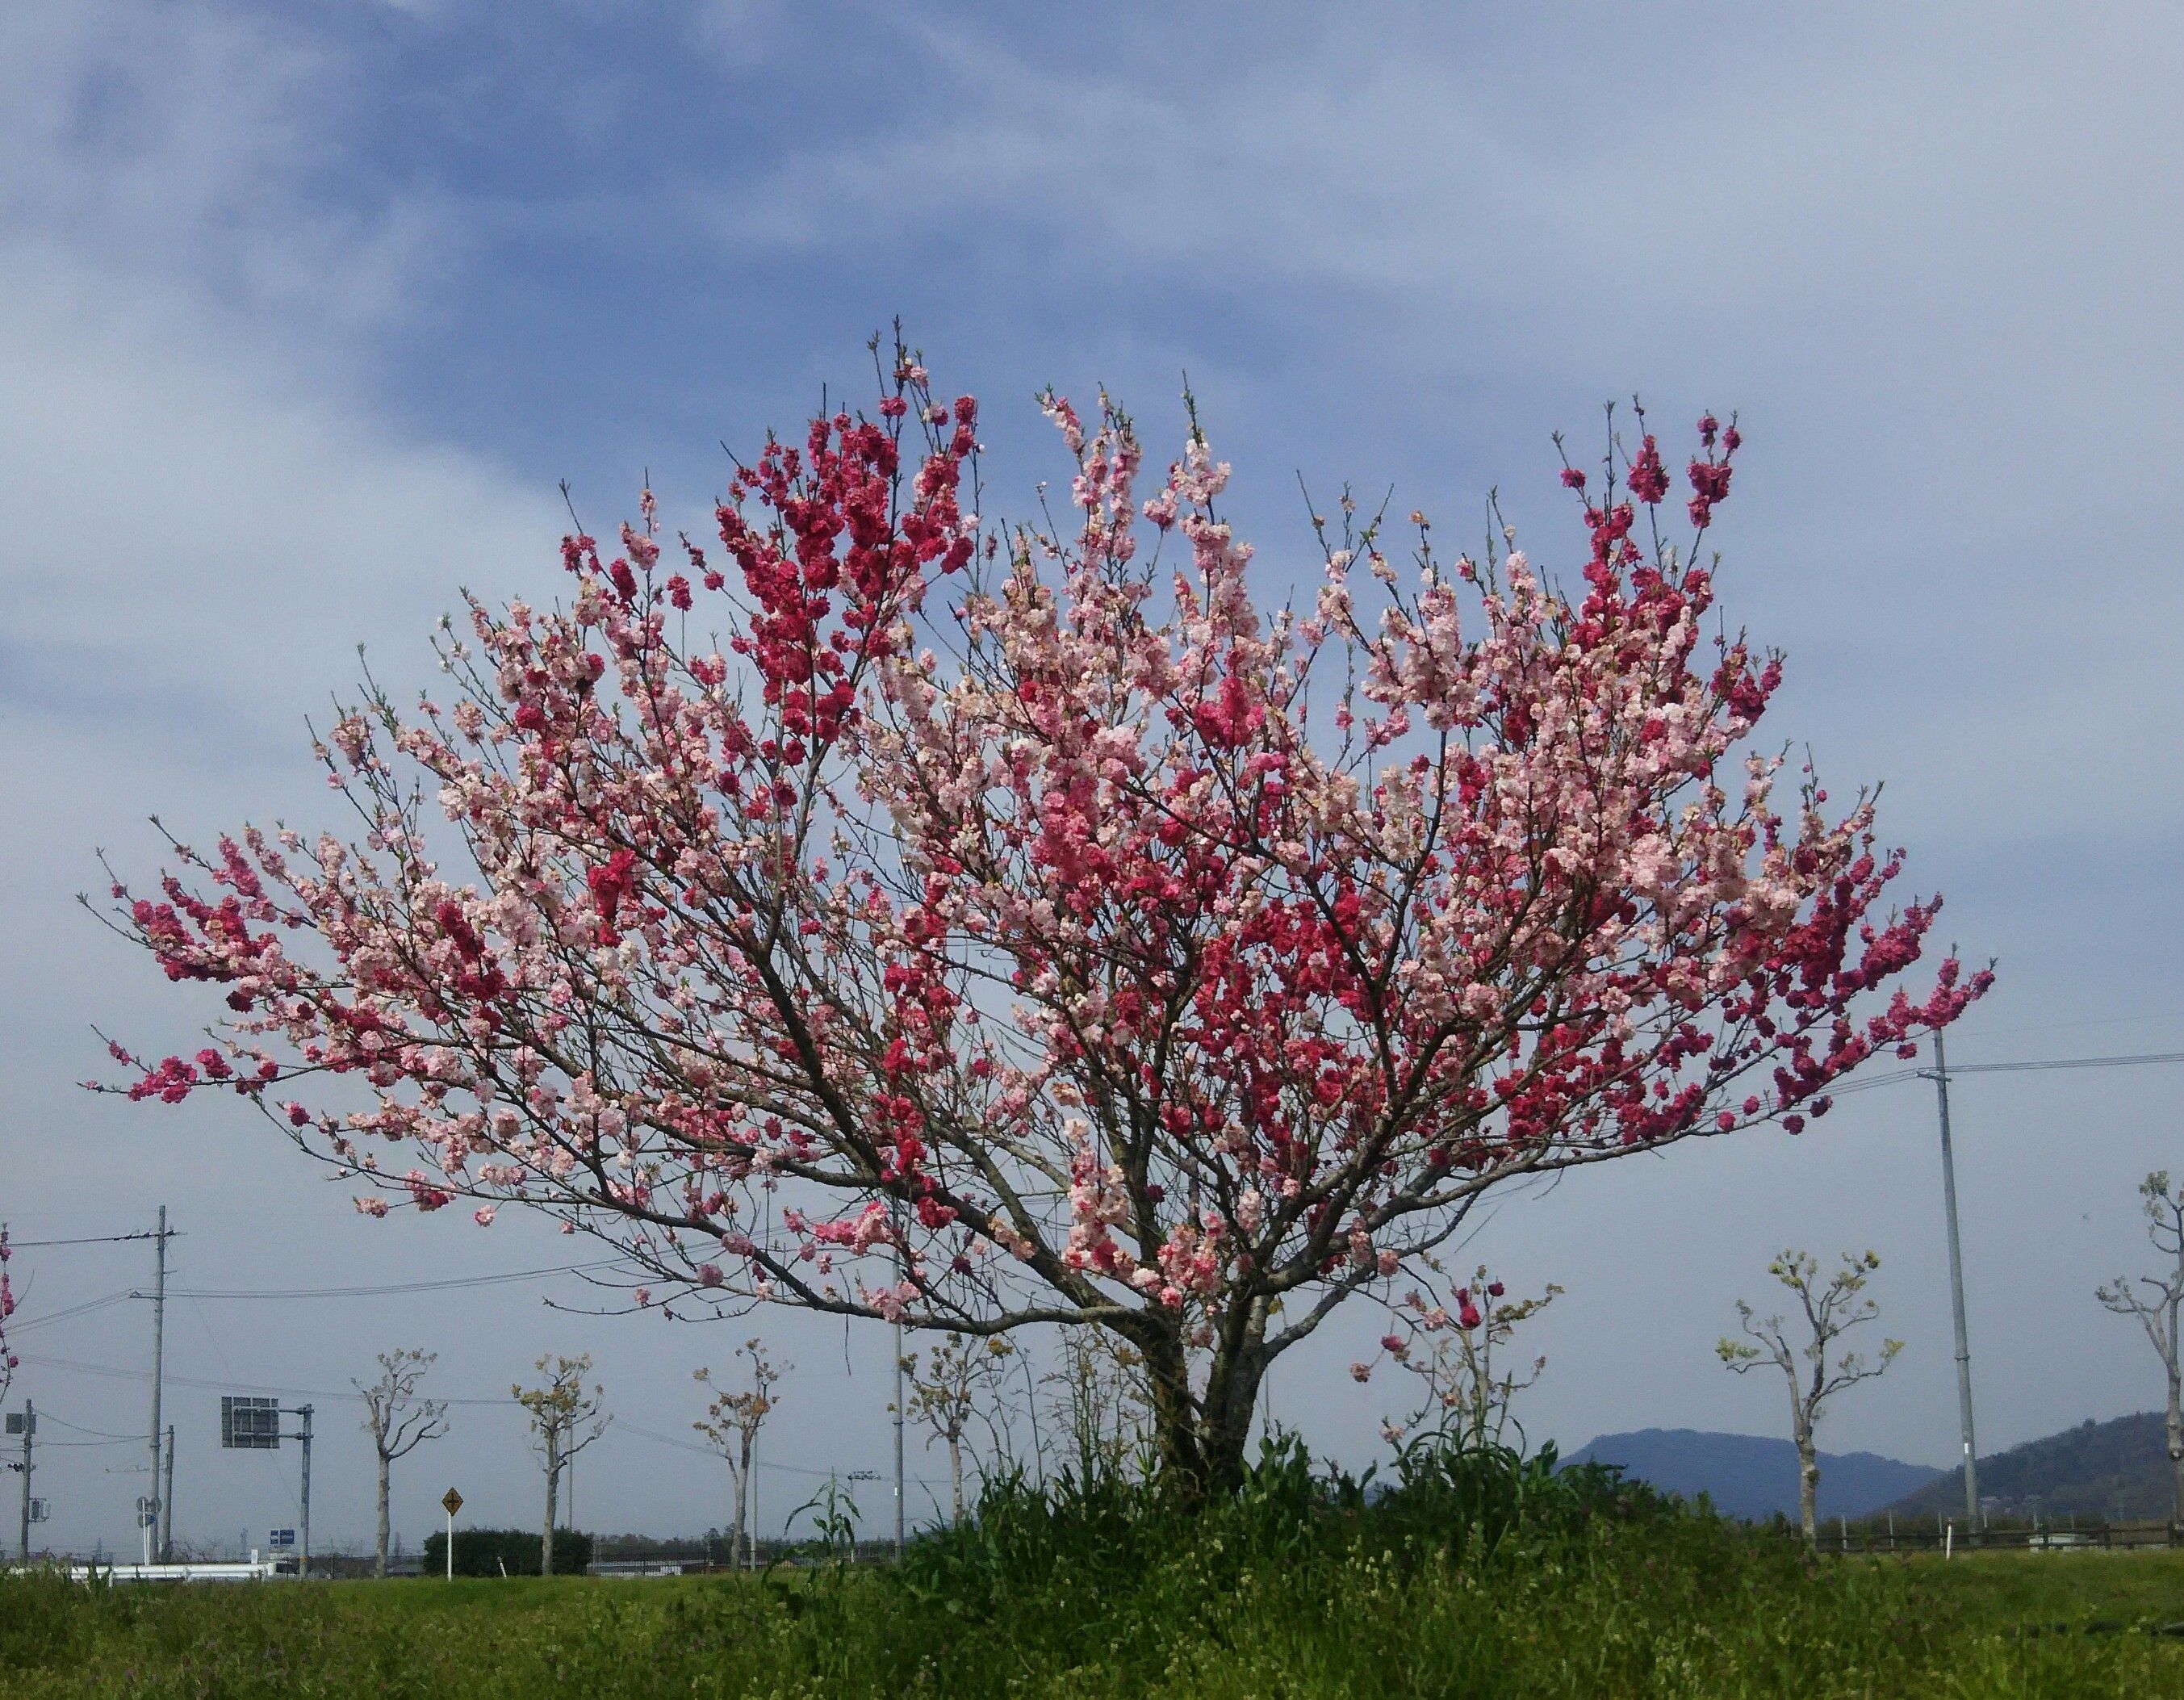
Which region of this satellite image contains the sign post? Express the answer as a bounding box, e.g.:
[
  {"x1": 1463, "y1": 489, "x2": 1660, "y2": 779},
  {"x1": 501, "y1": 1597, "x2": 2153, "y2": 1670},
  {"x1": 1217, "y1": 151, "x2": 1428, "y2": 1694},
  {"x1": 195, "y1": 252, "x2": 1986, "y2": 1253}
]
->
[{"x1": 441, "y1": 1487, "x2": 463, "y2": 1581}]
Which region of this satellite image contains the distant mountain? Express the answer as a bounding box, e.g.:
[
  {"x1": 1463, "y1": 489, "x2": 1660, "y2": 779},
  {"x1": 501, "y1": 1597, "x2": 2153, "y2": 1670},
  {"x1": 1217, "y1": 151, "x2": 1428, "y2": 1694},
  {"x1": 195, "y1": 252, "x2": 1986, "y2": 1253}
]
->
[
  {"x1": 1885, "y1": 1412, "x2": 2178, "y2": 1523},
  {"x1": 1567, "y1": 1428, "x2": 1944, "y2": 1522}
]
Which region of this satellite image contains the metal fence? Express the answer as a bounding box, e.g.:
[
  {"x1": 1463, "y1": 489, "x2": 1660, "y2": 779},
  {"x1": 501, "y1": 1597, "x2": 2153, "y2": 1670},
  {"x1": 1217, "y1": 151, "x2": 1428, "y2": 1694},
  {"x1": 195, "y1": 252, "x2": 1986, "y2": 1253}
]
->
[{"x1": 1824, "y1": 1518, "x2": 2182, "y2": 1554}]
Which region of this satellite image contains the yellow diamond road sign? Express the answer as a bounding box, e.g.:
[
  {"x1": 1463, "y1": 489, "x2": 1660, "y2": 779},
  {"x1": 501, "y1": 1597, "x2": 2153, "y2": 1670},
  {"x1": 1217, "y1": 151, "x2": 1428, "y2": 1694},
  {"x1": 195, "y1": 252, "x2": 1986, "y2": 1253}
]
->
[{"x1": 441, "y1": 1488, "x2": 464, "y2": 1517}]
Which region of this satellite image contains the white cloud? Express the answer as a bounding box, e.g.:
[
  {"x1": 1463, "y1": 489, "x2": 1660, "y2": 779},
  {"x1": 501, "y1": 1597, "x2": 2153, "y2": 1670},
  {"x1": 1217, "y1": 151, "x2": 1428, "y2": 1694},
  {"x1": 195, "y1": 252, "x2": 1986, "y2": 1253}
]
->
[
  {"x1": 1, "y1": 253, "x2": 557, "y2": 729},
  {"x1": 0, "y1": 2, "x2": 553, "y2": 731},
  {"x1": 0, "y1": 3, "x2": 577, "y2": 1552}
]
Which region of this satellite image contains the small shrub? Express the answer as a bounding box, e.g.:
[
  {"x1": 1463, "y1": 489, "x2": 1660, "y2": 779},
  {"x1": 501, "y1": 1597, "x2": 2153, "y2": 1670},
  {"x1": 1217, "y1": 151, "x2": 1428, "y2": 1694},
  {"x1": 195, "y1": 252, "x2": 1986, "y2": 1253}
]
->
[{"x1": 419, "y1": 1526, "x2": 592, "y2": 1577}]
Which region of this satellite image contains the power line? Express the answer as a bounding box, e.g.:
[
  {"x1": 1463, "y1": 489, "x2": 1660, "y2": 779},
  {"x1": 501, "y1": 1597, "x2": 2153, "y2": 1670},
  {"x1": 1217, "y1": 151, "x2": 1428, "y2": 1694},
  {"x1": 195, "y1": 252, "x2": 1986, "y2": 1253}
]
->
[
  {"x1": 1946, "y1": 1050, "x2": 2184, "y2": 1075},
  {"x1": 613, "y1": 1418, "x2": 713, "y2": 1457},
  {"x1": 41, "y1": 1410, "x2": 144, "y2": 1442},
  {"x1": 162, "y1": 1259, "x2": 631, "y2": 1301},
  {"x1": 5, "y1": 1292, "x2": 138, "y2": 1334},
  {"x1": 3, "y1": 1232, "x2": 169, "y2": 1250},
  {"x1": 1827, "y1": 1069, "x2": 1922, "y2": 1099},
  {"x1": 13, "y1": 1350, "x2": 514, "y2": 1407},
  {"x1": 616, "y1": 1417, "x2": 950, "y2": 1488},
  {"x1": 1824, "y1": 1049, "x2": 2184, "y2": 1101}
]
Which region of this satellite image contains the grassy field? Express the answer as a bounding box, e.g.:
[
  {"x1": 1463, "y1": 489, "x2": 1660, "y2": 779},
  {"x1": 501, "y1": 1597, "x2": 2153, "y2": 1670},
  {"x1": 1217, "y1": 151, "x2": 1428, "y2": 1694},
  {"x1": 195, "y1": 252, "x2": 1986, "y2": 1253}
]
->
[{"x1": 6, "y1": 1453, "x2": 2184, "y2": 1697}]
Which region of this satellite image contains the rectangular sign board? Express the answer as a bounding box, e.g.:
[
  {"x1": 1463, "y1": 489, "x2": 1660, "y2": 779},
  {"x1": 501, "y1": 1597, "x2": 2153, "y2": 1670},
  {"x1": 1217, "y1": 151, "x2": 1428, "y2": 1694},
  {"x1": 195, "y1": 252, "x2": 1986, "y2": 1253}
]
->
[
  {"x1": 269, "y1": 1528, "x2": 296, "y2": 1549},
  {"x1": 5, "y1": 1411, "x2": 31, "y2": 1435},
  {"x1": 220, "y1": 1396, "x2": 281, "y2": 1450}
]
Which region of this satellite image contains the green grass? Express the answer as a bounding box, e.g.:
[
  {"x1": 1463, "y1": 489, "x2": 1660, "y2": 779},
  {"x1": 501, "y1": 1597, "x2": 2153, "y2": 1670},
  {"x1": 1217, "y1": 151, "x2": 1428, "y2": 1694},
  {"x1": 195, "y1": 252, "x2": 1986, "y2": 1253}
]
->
[{"x1": 7, "y1": 1449, "x2": 2183, "y2": 1697}]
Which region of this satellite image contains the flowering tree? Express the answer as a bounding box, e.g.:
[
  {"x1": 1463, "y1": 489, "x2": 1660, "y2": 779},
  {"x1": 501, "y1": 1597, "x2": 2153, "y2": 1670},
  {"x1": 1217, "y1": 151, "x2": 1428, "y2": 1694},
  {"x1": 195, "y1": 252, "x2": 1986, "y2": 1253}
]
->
[
  {"x1": 693, "y1": 1339, "x2": 784, "y2": 1568},
  {"x1": 1718, "y1": 1249, "x2": 1902, "y2": 1546},
  {"x1": 1370, "y1": 1264, "x2": 1560, "y2": 1455},
  {"x1": 98, "y1": 339, "x2": 1987, "y2": 1496},
  {"x1": 513, "y1": 1353, "x2": 605, "y2": 1575},
  {"x1": 357, "y1": 1347, "x2": 450, "y2": 1578},
  {"x1": 2096, "y1": 1171, "x2": 2184, "y2": 1524}
]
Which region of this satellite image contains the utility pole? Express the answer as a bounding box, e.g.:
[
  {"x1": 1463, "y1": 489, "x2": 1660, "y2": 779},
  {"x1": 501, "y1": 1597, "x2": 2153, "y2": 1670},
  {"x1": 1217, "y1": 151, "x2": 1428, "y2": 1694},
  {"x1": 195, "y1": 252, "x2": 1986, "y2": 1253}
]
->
[
  {"x1": 296, "y1": 1403, "x2": 314, "y2": 1577},
  {"x1": 147, "y1": 1206, "x2": 169, "y2": 1560},
  {"x1": 893, "y1": 1198, "x2": 906, "y2": 1559},
  {"x1": 15, "y1": 1398, "x2": 32, "y2": 1562},
  {"x1": 1926, "y1": 1031, "x2": 1981, "y2": 1535},
  {"x1": 161, "y1": 1425, "x2": 175, "y2": 1562}
]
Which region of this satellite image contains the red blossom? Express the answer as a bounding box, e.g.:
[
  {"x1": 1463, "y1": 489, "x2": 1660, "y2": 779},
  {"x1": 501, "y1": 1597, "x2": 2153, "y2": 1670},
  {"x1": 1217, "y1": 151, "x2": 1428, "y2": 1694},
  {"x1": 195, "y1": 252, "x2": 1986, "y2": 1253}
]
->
[{"x1": 1629, "y1": 435, "x2": 1670, "y2": 505}]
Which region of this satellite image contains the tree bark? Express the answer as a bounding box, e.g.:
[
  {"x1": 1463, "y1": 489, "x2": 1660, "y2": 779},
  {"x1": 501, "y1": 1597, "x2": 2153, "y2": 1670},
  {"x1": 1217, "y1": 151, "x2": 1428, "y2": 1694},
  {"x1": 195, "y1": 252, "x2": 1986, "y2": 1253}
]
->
[
  {"x1": 1136, "y1": 1325, "x2": 1265, "y2": 1500},
  {"x1": 374, "y1": 1451, "x2": 392, "y2": 1579},
  {"x1": 1140, "y1": 1327, "x2": 1207, "y2": 1492},
  {"x1": 1796, "y1": 1430, "x2": 1820, "y2": 1549},
  {"x1": 949, "y1": 1434, "x2": 963, "y2": 1524},
  {"x1": 2169, "y1": 1242, "x2": 2183, "y2": 1528},
  {"x1": 541, "y1": 1430, "x2": 559, "y2": 1576},
  {"x1": 2166, "y1": 1373, "x2": 2183, "y2": 1529},
  {"x1": 732, "y1": 1434, "x2": 749, "y2": 1571}
]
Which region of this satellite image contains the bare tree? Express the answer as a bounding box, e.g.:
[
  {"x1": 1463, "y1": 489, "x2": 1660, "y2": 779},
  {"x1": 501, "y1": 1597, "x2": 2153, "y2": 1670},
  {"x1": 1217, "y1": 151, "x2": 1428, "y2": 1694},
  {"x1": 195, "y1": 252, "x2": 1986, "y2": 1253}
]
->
[
  {"x1": 2097, "y1": 1170, "x2": 2184, "y2": 1525},
  {"x1": 1378, "y1": 1264, "x2": 1560, "y2": 1455},
  {"x1": 1719, "y1": 1250, "x2": 1902, "y2": 1547},
  {"x1": 902, "y1": 1332, "x2": 1015, "y2": 1522},
  {"x1": 513, "y1": 1354, "x2": 606, "y2": 1576},
  {"x1": 355, "y1": 1348, "x2": 450, "y2": 1577},
  {"x1": 693, "y1": 1341, "x2": 784, "y2": 1568},
  {"x1": 1041, "y1": 1326, "x2": 1154, "y2": 1484}
]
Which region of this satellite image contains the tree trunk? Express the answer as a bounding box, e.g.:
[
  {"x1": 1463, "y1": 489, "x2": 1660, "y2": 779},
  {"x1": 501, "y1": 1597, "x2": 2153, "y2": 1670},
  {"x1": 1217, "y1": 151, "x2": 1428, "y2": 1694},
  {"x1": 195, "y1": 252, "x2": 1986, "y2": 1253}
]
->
[
  {"x1": 1796, "y1": 1430, "x2": 1820, "y2": 1549},
  {"x1": 541, "y1": 1430, "x2": 559, "y2": 1576},
  {"x1": 732, "y1": 1434, "x2": 749, "y2": 1571},
  {"x1": 2169, "y1": 1263, "x2": 2183, "y2": 1529},
  {"x1": 2166, "y1": 1372, "x2": 2183, "y2": 1529},
  {"x1": 374, "y1": 1451, "x2": 391, "y2": 1579},
  {"x1": 1138, "y1": 1325, "x2": 1265, "y2": 1500},
  {"x1": 948, "y1": 1434, "x2": 964, "y2": 1523},
  {"x1": 1141, "y1": 1327, "x2": 1209, "y2": 1492}
]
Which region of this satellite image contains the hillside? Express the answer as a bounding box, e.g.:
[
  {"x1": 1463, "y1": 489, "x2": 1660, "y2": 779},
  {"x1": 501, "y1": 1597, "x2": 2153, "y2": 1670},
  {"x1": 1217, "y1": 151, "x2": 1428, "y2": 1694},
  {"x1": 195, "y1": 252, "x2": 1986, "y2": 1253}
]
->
[
  {"x1": 1886, "y1": 1411, "x2": 2178, "y2": 1522},
  {"x1": 1567, "y1": 1428, "x2": 1943, "y2": 1522}
]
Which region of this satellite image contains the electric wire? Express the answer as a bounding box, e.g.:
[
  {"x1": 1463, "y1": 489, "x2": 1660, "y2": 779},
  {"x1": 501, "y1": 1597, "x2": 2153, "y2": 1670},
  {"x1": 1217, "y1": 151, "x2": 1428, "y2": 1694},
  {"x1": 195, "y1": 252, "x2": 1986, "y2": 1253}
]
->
[
  {"x1": 615, "y1": 1416, "x2": 948, "y2": 1487},
  {"x1": 1948, "y1": 1051, "x2": 2184, "y2": 1074},
  {"x1": 163, "y1": 1258, "x2": 632, "y2": 1301},
  {"x1": 12, "y1": 1350, "x2": 514, "y2": 1407},
  {"x1": 4, "y1": 1292, "x2": 139, "y2": 1334},
  {"x1": 32, "y1": 1435, "x2": 141, "y2": 1450},
  {"x1": 41, "y1": 1410, "x2": 143, "y2": 1441},
  {"x1": 1818, "y1": 1049, "x2": 2184, "y2": 1102}
]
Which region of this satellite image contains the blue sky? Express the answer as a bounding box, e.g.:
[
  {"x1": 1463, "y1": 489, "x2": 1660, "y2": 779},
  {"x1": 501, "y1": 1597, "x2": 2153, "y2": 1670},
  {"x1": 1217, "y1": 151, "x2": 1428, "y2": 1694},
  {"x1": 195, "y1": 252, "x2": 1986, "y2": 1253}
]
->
[{"x1": 4, "y1": 1, "x2": 2181, "y2": 1556}]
